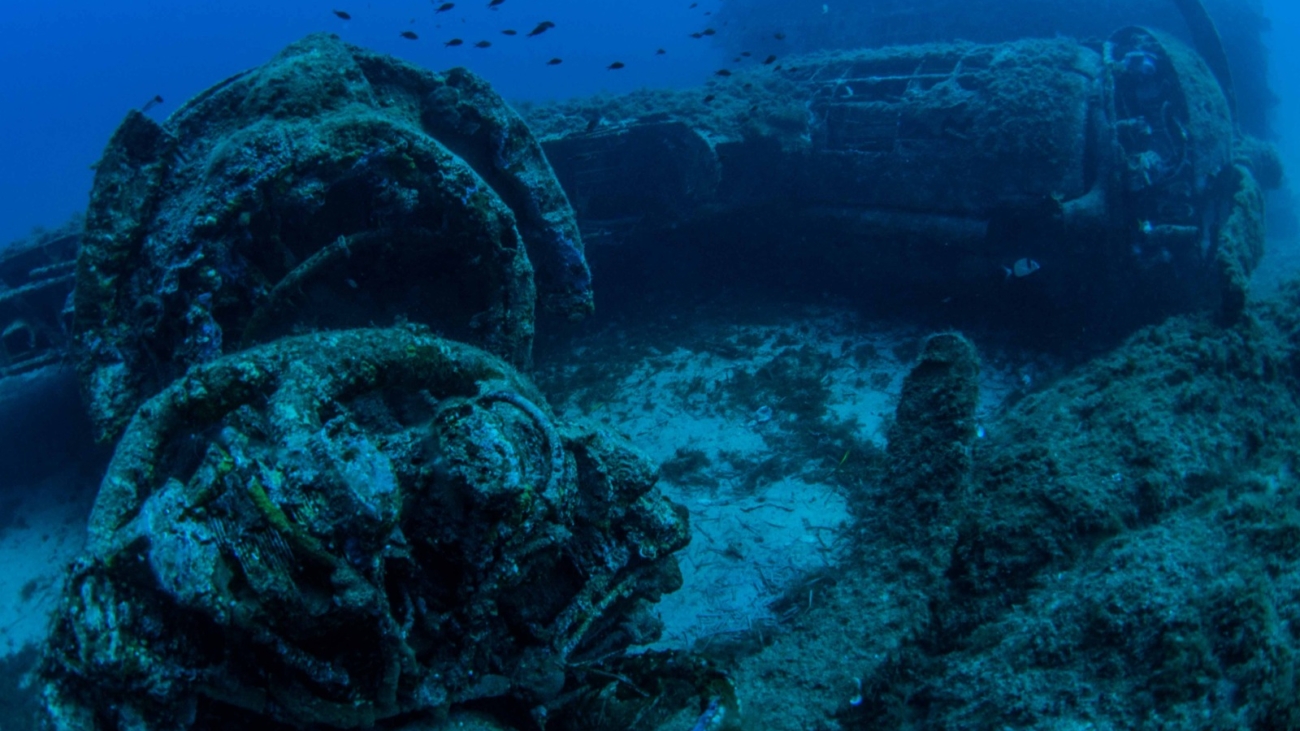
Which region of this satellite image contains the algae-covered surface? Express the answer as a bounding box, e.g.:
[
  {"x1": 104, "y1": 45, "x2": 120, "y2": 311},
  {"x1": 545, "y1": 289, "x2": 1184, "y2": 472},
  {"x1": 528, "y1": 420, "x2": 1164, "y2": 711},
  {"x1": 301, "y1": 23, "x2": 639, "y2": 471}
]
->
[
  {"x1": 532, "y1": 299, "x2": 1029, "y2": 655},
  {"x1": 75, "y1": 33, "x2": 593, "y2": 444},
  {"x1": 719, "y1": 283, "x2": 1300, "y2": 730},
  {"x1": 14, "y1": 277, "x2": 1300, "y2": 730},
  {"x1": 2, "y1": 23, "x2": 1296, "y2": 731},
  {"x1": 519, "y1": 275, "x2": 1300, "y2": 730},
  {"x1": 523, "y1": 37, "x2": 1099, "y2": 176}
]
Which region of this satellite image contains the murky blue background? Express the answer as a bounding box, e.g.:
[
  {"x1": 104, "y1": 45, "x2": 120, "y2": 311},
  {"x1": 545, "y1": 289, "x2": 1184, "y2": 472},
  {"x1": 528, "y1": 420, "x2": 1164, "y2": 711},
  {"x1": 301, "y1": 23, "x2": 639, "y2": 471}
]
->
[
  {"x1": 0, "y1": 0, "x2": 1294, "y2": 248},
  {"x1": 0, "y1": 0, "x2": 729, "y2": 245}
]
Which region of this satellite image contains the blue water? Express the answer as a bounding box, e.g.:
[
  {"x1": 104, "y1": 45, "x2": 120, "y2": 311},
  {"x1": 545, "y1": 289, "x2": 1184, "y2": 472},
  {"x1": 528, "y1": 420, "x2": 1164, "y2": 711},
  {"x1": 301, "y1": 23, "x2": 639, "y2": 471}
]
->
[
  {"x1": 1268, "y1": 0, "x2": 1300, "y2": 182},
  {"x1": 0, "y1": 0, "x2": 728, "y2": 246},
  {"x1": 0, "y1": 1, "x2": 1296, "y2": 247},
  {"x1": 2, "y1": 1, "x2": 1297, "y2": 249}
]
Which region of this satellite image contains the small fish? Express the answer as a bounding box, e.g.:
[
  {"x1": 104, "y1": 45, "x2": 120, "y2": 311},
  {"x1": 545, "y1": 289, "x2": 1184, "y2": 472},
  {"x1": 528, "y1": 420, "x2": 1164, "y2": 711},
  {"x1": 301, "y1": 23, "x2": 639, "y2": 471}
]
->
[
  {"x1": 546, "y1": 57, "x2": 563, "y2": 65},
  {"x1": 715, "y1": 69, "x2": 732, "y2": 77},
  {"x1": 702, "y1": 28, "x2": 716, "y2": 36},
  {"x1": 656, "y1": 48, "x2": 666, "y2": 55},
  {"x1": 502, "y1": 29, "x2": 518, "y2": 35},
  {"x1": 488, "y1": 0, "x2": 505, "y2": 6},
  {"x1": 703, "y1": 94, "x2": 715, "y2": 103},
  {"x1": 141, "y1": 94, "x2": 164, "y2": 113},
  {"x1": 1003, "y1": 258, "x2": 1041, "y2": 279},
  {"x1": 401, "y1": 31, "x2": 419, "y2": 40},
  {"x1": 741, "y1": 51, "x2": 752, "y2": 57},
  {"x1": 332, "y1": 9, "x2": 352, "y2": 20},
  {"x1": 474, "y1": 40, "x2": 491, "y2": 48},
  {"x1": 608, "y1": 61, "x2": 625, "y2": 70},
  {"x1": 527, "y1": 20, "x2": 555, "y2": 36},
  {"x1": 690, "y1": 2, "x2": 698, "y2": 7},
  {"x1": 689, "y1": 32, "x2": 704, "y2": 39},
  {"x1": 445, "y1": 38, "x2": 464, "y2": 46},
  {"x1": 763, "y1": 54, "x2": 777, "y2": 64},
  {"x1": 434, "y1": 2, "x2": 454, "y2": 12},
  {"x1": 774, "y1": 32, "x2": 786, "y2": 40}
]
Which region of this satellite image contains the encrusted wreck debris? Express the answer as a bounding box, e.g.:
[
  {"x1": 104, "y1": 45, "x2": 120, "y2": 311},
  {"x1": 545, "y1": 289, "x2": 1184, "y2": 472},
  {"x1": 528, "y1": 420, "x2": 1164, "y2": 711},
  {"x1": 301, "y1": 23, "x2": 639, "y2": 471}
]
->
[
  {"x1": 524, "y1": 29, "x2": 1274, "y2": 341},
  {"x1": 0, "y1": 222, "x2": 93, "y2": 485},
  {"x1": 36, "y1": 34, "x2": 673, "y2": 731},
  {"x1": 75, "y1": 32, "x2": 592, "y2": 443},
  {"x1": 712, "y1": 0, "x2": 1274, "y2": 139},
  {"x1": 0, "y1": 224, "x2": 78, "y2": 379},
  {"x1": 40, "y1": 327, "x2": 687, "y2": 730},
  {"x1": 14, "y1": 12, "x2": 1297, "y2": 731}
]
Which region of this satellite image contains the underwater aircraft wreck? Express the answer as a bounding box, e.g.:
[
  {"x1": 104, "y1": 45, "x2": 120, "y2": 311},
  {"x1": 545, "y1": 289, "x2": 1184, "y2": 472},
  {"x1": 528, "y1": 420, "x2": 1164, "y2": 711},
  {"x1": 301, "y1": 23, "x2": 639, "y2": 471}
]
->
[
  {"x1": 38, "y1": 34, "x2": 684, "y2": 731},
  {"x1": 5, "y1": 0, "x2": 1286, "y2": 728},
  {"x1": 713, "y1": 0, "x2": 1274, "y2": 139},
  {"x1": 0, "y1": 225, "x2": 78, "y2": 379},
  {"x1": 0, "y1": 223, "x2": 93, "y2": 485},
  {"x1": 524, "y1": 24, "x2": 1276, "y2": 341}
]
